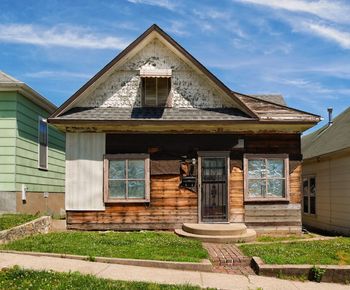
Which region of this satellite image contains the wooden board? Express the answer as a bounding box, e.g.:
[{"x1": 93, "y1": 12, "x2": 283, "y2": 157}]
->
[
  {"x1": 67, "y1": 133, "x2": 303, "y2": 230},
  {"x1": 67, "y1": 175, "x2": 198, "y2": 230}
]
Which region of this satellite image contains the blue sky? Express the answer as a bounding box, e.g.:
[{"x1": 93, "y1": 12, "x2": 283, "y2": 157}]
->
[{"x1": 1, "y1": 0, "x2": 350, "y2": 132}]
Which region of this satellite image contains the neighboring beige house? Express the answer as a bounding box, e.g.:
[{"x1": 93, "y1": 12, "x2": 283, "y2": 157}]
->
[{"x1": 301, "y1": 107, "x2": 350, "y2": 236}]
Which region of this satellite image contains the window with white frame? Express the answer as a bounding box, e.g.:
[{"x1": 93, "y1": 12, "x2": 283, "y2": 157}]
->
[
  {"x1": 104, "y1": 154, "x2": 150, "y2": 203},
  {"x1": 244, "y1": 154, "x2": 289, "y2": 200},
  {"x1": 303, "y1": 176, "x2": 316, "y2": 214},
  {"x1": 38, "y1": 117, "x2": 48, "y2": 170},
  {"x1": 142, "y1": 77, "x2": 171, "y2": 107}
]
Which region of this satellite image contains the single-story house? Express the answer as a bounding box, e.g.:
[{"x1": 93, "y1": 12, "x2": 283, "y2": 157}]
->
[
  {"x1": 0, "y1": 71, "x2": 65, "y2": 215},
  {"x1": 49, "y1": 24, "x2": 320, "y2": 237},
  {"x1": 302, "y1": 107, "x2": 350, "y2": 236}
]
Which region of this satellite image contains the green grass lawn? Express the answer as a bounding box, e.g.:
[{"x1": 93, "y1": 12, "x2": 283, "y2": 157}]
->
[
  {"x1": 0, "y1": 266, "x2": 208, "y2": 290},
  {"x1": 0, "y1": 214, "x2": 39, "y2": 231},
  {"x1": 239, "y1": 237, "x2": 350, "y2": 265},
  {"x1": 255, "y1": 233, "x2": 315, "y2": 243},
  {"x1": 0, "y1": 231, "x2": 208, "y2": 263}
]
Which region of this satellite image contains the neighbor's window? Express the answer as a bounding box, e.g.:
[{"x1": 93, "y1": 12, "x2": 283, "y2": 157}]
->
[
  {"x1": 38, "y1": 117, "x2": 48, "y2": 170},
  {"x1": 244, "y1": 154, "x2": 288, "y2": 200},
  {"x1": 303, "y1": 176, "x2": 316, "y2": 214},
  {"x1": 142, "y1": 78, "x2": 171, "y2": 107},
  {"x1": 104, "y1": 154, "x2": 150, "y2": 203}
]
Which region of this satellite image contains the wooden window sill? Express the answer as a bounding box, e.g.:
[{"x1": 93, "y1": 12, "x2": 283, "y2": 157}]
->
[
  {"x1": 244, "y1": 198, "x2": 289, "y2": 203},
  {"x1": 105, "y1": 199, "x2": 150, "y2": 204}
]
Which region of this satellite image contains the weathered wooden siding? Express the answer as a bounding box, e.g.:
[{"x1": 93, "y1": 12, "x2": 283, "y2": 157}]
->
[
  {"x1": 67, "y1": 175, "x2": 197, "y2": 230},
  {"x1": 230, "y1": 161, "x2": 302, "y2": 233},
  {"x1": 245, "y1": 204, "x2": 301, "y2": 234},
  {"x1": 65, "y1": 133, "x2": 105, "y2": 211},
  {"x1": 229, "y1": 165, "x2": 244, "y2": 222},
  {"x1": 15, "y1": 93, "x2": 65, "y2": 193},
  {"x1": 302, "y1": 153, "x2": 350, "y2": 235},
  {"x1": 67, "y1": 133, "x2": 302, "y2": 231},
  {"x1": 0, "y1": 92, "x2": 17, "y2": 192}
]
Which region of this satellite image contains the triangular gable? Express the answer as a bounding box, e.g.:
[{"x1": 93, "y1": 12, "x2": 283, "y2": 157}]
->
[{"x1": 50, "y1": 24, "x2": 258, "y2": 118}]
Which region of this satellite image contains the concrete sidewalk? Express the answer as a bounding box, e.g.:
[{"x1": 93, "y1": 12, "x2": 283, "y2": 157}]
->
[{"x1": 0, "y1": 253, "x2": 348, "y2": 290}]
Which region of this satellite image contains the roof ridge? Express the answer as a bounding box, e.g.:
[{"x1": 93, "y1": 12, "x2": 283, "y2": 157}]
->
[
  {"x1": 0, "y1": 70, "x2": 23, "y2": 83},
  {"x1": 301, "y1": 106, "x2": 350, "y2": 159},
  {"x1": 304, "y1": 106, "x2": 350, "y2": 139}
]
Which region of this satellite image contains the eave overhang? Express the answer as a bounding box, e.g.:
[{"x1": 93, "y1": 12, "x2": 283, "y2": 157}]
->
[
  {"x1": 0, "y1": 83, "x2": 56, "y2": 113},
  {"x1": 48, "y1": 118, "x2": 318, "y2": 134}
]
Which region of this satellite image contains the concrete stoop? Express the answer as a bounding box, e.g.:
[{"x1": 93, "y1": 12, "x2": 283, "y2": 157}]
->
[{"x1": 175, "y1": 223, "x2": 256, "y2": 243}]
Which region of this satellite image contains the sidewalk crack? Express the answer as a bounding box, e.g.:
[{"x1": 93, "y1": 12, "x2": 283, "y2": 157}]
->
[
  {"x1": 95, "y1": 264, "x2": 110, "y2": 276},
  {"x1": 199, "y1": 272, "x2": 204, "y2": 288}
]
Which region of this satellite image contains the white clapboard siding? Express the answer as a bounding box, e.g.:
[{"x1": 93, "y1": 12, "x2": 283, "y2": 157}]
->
[
  {"x1": 66, "y1": 133, "x2": 106, "y2": 211},
  {"x1": 302, "y1": 153, "x2": 350, "y2": 235}
]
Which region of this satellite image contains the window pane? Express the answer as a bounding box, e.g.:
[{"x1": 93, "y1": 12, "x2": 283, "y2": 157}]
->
[
  {"x1": 39, "y1": 120, "x2": 48, "y2": 146},
  {"x1": 310, "y1": 177, "x2": 316, "y2": 196},
  {"x1": 310, "y1": 196, "x2": 316, "y2": 214},
  {"x1": 267, "y1": 160, "x2": 284, "y2": 178},
  {"x1": 157, "y1": 78, "x2": 169, "y2": 106},
  {"x1": 128, "y1": 181, "x2": 145, "y2": 198},
  {"x1": 203, "y1": 158, "x2": 225, "y2": 181},
  {"x1": 144, "y1": 78, "x2": 157, "y2": 106},
  {"x1": 109, "y1": 180, "x2": 126, "y2": 198},
  {"x1": 248, "y1": 159, "x2": 265, "y2": 178},
  {"x1": 303, "y1": 196, "x2": 309, "y2": 213},
  {"x1": 128, "y1": 160, "x2": 145, "y2": 179},
  {"x1": 39, "y1": 144, "x2": 47, "y2": 168},
  {"x1": 303, "y1": 178, "x2": 309, "y2": 196},
  {"x1": 267, "y1": 179, "x2": 285, "y2": 197},
  {"x1": 248, "y1": 179, "x2": 266, "y2": 197},
  {"x1": 109, "y1": 160, "x2": 125, "y2": 179}
]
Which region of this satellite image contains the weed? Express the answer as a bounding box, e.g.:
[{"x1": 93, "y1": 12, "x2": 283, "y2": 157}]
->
[{"x1": 310, "y1": 265, "x2": 326, "y2": 282}]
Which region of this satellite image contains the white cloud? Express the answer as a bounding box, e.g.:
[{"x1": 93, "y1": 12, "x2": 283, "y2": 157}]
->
[
  {"x1": 236, "y1": 0, "x2": 350, "y2": 49},
  {"x1": 267, "y1": 76, "x2": 345, "y2": 96},
  {"x1": 166, "y1": 20, "x2": 190, "y2": 37},
  {"x1": 127, "y1": 0, "x2": 177, "y2": 10},
  {"x1": 0, "y1": 24, "x2": 128, "y2": 49},
  {"x1": 193, "y1": 8, "x2": 231, "y2": 21},
  {"x1": 24, "y1": 70, "x2": 92, "y2": 79},
  {"x1": 306, "y1": 23, "x2": 350, "y2": 49},
  {"x1": 236, "y1": 0, "x2": 350, "y2": 24}
]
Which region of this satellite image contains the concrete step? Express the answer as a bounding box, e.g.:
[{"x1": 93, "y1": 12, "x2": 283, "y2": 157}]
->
[
  {"x1": 175, "y1": 228, "x2": 257, "y2": 243},
  {"x1": 182, "y1": 223, "x2": 247, "y2": 236}
]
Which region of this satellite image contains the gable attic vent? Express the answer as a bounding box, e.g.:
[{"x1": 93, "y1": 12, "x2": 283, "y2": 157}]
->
[{"x1": 140, "y1": 68, "x2": 172, "y2": 78}]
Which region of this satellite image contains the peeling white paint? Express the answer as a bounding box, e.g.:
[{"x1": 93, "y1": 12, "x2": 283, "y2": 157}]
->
[{"x1": 78, "y1": 39, "x2": 233, "y2": 108}]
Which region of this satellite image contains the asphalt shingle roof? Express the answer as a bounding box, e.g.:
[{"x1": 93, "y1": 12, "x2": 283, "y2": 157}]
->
[
  {"x1": 251, "y1": 94, "x2": 286, "y2": 106},
  {"x1": 59, "y1": 107, "x2": 253, "y2": 121},
  {"x1": 301, "y1": 107, "x2": 350, "y2": 159}
]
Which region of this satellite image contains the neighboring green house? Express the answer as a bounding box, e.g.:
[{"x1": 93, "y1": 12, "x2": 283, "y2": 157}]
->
[{"x1": 0, "y1": 71, "x2": 65, "y2": 215}]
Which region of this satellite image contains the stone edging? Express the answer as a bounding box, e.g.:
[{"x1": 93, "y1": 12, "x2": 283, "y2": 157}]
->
[
  {"x1": 0, "y1": 250, "x2": 213, "y2": 272},
  {"x1": 251, "y1": 256, "x2": 350, "y2": 283},
  {"x1": 0, "y1": 216, "x2": 51, "y2": 244}
]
